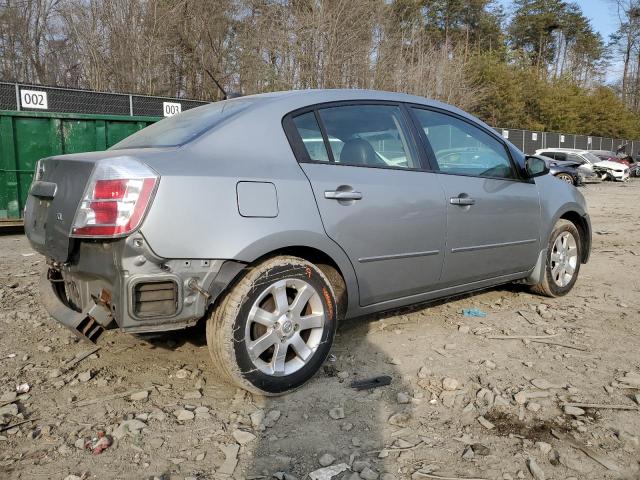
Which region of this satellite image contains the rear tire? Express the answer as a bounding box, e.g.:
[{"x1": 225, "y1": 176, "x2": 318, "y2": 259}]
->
[
  {"x1": 206, "y1": 256, "x2": 337, "y2": 395},
  {"x1": 531, "y1": 220, "x2": 581, "y2": 297}
]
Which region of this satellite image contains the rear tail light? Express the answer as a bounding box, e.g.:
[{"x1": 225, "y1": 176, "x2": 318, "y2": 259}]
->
[{"x1": 71, "y1": 158, "x2": 158, "y2": 237}]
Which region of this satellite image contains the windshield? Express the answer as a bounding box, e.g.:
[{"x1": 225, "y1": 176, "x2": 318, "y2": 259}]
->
[
  {"x1": 582, "y1": 152, "x2": 603, "y2": 163},
  {"x1": 111, "y1": 99, "x2": 252, "y2": 149}
]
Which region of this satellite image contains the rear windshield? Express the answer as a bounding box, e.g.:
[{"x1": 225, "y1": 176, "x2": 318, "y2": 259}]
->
[{"x1": 110, "y1": 99, "x2": 252, "y2": 149}]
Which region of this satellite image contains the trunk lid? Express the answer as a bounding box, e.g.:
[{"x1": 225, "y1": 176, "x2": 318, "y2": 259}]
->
[
  {"x1": 24, "y1": 154, "x2": 97, "y2": 262},
  {"x1": 24, "y1": 148, "x2": 170, "y2": 262}
]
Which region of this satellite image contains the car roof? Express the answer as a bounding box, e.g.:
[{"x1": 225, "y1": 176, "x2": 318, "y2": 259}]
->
[
  {"x1": 220, "y1": 88, "x2": 496, "y2": 133},
  {"x1": 536, "y1": 148, "x2": 588, "y2": 154},
  {"x1": 239, "y1": 88, "x2": 453, "y2": 107}
]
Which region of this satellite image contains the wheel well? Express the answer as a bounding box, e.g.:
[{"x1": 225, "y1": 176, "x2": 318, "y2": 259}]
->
[
  {"x1": 256, "y1": 246, "x2": 349, "y2": 320},
  {"x1": 559, "y1": 211, "x2": 590, "y2": 263}
]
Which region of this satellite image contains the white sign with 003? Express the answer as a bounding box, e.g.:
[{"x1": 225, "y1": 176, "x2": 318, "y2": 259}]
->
[
  {"x1": 20, "y1": 90, "x2": 48, "y2": 110},
  {"x1": 163, "y1": 102, "x2": 181, "y2": 117}
]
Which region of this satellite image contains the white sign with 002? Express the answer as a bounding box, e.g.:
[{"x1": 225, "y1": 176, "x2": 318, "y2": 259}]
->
[{"x1": 20, "y1": 90, "x2": 48, "y2": 110}]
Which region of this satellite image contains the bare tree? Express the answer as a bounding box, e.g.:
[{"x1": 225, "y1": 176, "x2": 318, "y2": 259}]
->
[
  {"x1": 610, "y1": 0, "x2": 640, "y2": 106},
  {"x1": 0, "y1": 0, "x2": 66, "y2": 84}
]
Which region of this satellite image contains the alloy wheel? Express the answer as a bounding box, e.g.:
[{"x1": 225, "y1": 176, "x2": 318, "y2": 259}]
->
[
  {"x1": 557, "y1": 173, "x2": 574, "y2": 184},
  {"x1": 245, "y1": 278, "x2": 325, "y2": 376},
  {"x1": 550, "y1": 232, "x2": 578, "y2": 287}
]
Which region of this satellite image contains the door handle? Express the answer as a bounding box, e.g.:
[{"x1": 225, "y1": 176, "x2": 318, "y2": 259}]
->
[
  {"x1": 450, "y1": 196, "x2": 475, "y2": 206},
  {"x1": 325, "y1": 190, "x2": 363, "y2": 201}
]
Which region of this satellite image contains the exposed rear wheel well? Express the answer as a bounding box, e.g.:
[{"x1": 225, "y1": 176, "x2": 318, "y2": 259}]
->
[
  {"x1": 251, "y1": 246, "x2": 348, "y2": 320},
  {"x1": 559, "y1": 211, "x2": 590, "y2": 263}
]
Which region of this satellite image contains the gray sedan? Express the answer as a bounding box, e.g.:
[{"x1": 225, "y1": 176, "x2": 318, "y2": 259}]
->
[{"x1": 24, "y1": 90, "x2": 591, "y2": 394}]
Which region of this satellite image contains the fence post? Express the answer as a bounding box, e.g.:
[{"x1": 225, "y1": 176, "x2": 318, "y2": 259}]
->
[
  {"x1": 14, "y1": 83, "x2": 20, "y2": 111},
  {"x1": 129, "y1": 94, "x2": 133, "y2": 116}
]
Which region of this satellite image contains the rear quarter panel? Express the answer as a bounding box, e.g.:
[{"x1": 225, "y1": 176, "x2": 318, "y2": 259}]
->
[
  {"x1": 137, "y1": 104, "x2": 360, "y2": 309},
  {"x1": 139, "y1": 109, "x2": 324, "y2": 259}
]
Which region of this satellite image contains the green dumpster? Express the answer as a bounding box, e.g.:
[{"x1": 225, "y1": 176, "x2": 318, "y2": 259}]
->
[{"x1": 0, "y1": 110, "x2": 159, "y2": 222}]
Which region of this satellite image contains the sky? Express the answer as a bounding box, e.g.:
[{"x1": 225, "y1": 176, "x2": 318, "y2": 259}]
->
[
  {"x1": 497, "y1": 0, "x2": 620, "y2": 41},
  {"x1": 498, "y1": 0, "x2": 623, "y2": 80},
  {"x1": 577, "y1": 0, "x2": 620, "y2": 41}
]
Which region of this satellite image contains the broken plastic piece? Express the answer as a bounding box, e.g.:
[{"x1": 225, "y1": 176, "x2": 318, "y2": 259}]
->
[
  {"x1": 16, "y1": 383, "x2": 30, "y2": 394},
  {"x1": 84, "y1": 431, "x2": 113, "y2": 455},
  {"x1": 462, "y1": 308, "x2": 487, "y2": 317},
  {"x1": 350, "y1": 375, "x2": 392, "y2": 390}
]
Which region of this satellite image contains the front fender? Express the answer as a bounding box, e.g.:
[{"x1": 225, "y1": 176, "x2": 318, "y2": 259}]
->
[{"x1": 536, "y1": 174, "x2": 591, "y2": 263}]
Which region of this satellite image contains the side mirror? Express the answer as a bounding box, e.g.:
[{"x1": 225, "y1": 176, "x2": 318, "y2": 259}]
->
[{"x1": 525, "y1": 156, "x2": 550, "y2": 178}]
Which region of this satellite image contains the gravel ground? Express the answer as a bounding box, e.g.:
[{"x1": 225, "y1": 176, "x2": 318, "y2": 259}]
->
[{"x1": 1, "y1": 180, "x2": 640, "y2": 480}]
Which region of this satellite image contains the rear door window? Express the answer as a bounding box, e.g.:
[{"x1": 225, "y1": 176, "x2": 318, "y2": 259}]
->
[
  {"x1": 317, "y1": 105, "x2": 418, "y2": 169},
  {"x1": 295, "y1": 105, "x2": 419, "y2": 169},
  {"x1": 292, "y1": 112, "x2": 330, "y2": 162}
]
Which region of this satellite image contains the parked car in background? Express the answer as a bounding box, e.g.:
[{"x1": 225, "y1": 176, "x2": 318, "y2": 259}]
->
[
  {"x1": 539, "y1": 156, "x2": 584, "y2": 186},
  {"x1": 24, "y1": 89, "x2": 591, "y2": 394},
  {"x1": 590, "y1": 149, "x2": 639, "y2": 177},
  {"x1": 535, "y1": 148, "x2": 629, "y2": 181},
  {"x1": 590, "y1": 149, "x2": 623, "y2": 162},
  {"x1": 535, "y1": 148, "x2": 597, "y2": 181}
]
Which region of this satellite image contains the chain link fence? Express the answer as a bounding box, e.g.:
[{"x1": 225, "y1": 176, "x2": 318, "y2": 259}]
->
[
  {"x1": 1, "y1": 82, "x2": 639, "y2": 157},
  {"x1": 496, "y1": 128, "x2": 640, "y2": 158},
  {"x1": 0, "y1": 82, "x2": 208, "y2": 117}
]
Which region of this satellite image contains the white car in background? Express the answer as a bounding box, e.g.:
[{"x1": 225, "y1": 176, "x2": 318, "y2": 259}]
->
[{"x1": 535, "y1": 148, "x2": 629, "y2": 182}]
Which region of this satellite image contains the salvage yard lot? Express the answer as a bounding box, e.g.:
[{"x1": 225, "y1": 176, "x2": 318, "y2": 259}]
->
[{"x1": 1, "y1": 180, "x2": 639, "y2": 480}]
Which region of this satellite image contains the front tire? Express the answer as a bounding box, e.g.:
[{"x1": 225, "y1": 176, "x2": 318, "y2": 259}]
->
[
  {"x1": 206, "y1": 256, "x2": 337, "y2": 395},
  {"x1": 555, "y1": 173, "x2": 575, "y2": 185},
  {"x1": 531, "y1": 220, "x2": 581, "y2": 297}
]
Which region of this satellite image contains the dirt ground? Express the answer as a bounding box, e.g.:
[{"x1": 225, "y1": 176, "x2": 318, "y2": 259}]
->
[{"x1": 1, "y1": 180, "x2": 640, "y2": 480}]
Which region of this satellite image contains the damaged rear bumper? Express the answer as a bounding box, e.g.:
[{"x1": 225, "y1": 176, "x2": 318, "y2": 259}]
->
[
  {"x1": 40, "y1": 270, "x2": 109, "y2": 343},
  {"x1": 39, "y1": 234, "x2": 245, "y2": 342}
]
